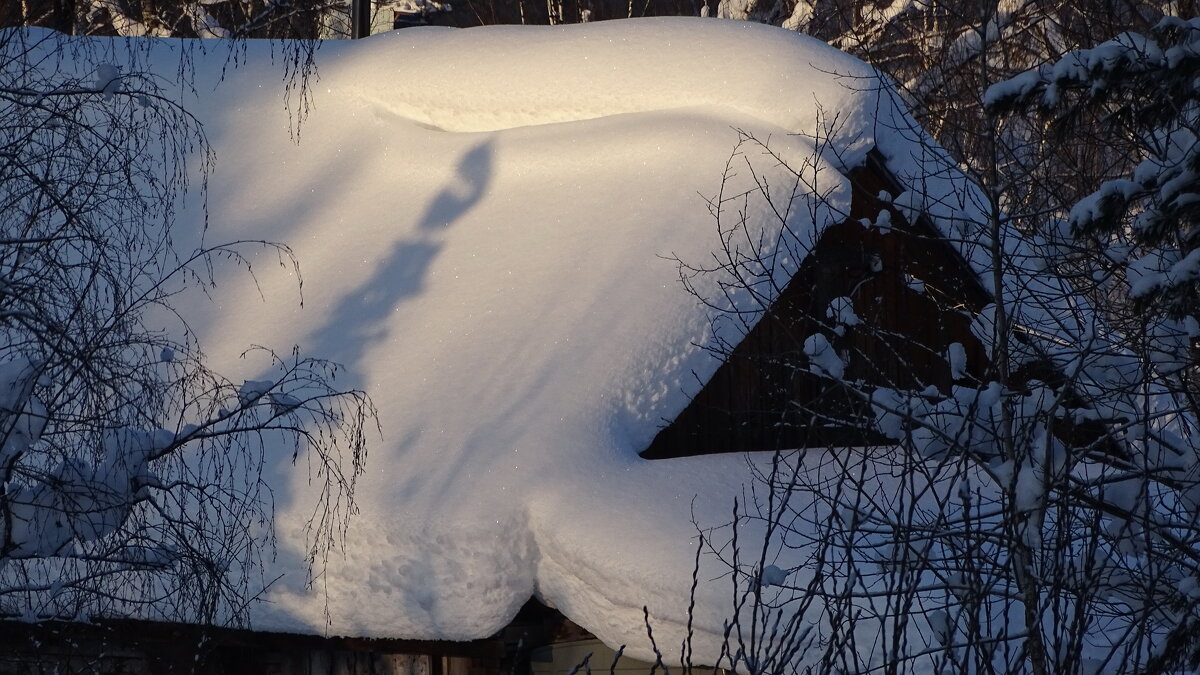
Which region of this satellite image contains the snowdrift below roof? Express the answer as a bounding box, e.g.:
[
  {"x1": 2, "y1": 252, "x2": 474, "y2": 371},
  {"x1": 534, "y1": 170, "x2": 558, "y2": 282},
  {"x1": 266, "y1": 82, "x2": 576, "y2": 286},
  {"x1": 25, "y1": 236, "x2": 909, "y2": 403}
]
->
[{"x1": 4, "y1": 17, "x2": 1005, "y2": 666}]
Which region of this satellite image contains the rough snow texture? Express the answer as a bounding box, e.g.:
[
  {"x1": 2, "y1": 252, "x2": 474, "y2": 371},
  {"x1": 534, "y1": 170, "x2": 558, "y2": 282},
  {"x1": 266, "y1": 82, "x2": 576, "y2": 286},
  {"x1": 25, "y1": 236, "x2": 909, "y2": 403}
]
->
[
  {"x1": 5, "y1": 18, "x2": 1018, "y2": 666},
  {"x1": 983, "y1": 18, "x2": 1200, "y2": 321}
]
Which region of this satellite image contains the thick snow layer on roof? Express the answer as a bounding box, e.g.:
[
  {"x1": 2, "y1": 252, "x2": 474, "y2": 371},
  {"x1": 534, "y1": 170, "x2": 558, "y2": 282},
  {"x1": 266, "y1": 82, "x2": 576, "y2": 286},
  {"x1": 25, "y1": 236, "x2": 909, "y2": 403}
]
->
[
  {"x1": 4, "y1": 17, "x2": 1029, "y2": 667},
  {"x1": 175, "y1": 19, "x2": 863, "y2": 650}
]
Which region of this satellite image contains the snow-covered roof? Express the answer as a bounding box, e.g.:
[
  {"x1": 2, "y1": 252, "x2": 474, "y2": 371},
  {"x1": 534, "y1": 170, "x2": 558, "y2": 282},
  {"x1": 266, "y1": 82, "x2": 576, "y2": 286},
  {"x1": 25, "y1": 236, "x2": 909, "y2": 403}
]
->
[{"x1": 7, "y1": 17, "x2": 1032, "y2": 665}]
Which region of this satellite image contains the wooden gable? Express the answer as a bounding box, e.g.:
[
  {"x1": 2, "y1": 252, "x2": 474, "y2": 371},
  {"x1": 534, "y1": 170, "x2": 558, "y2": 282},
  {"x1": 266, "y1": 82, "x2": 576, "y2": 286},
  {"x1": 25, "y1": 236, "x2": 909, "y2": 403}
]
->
[{"x1": 642, "y1": 150, "x2": 992, "y2": 459}]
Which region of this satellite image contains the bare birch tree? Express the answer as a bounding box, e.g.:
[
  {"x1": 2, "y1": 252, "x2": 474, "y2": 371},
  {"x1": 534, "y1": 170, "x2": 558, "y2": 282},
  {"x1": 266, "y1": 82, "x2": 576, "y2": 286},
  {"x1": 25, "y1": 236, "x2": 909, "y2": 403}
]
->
[
  {"x1": 0, "y1": 26, "x2": 372, "y2": 628},
  {"x1": 682, "y1": 18, "x2": 1200, "y2": 672}
]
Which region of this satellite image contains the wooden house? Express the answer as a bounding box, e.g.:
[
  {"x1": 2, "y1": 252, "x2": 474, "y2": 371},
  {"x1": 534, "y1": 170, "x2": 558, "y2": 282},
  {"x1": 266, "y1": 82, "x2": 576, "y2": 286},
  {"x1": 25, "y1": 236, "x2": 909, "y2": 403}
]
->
[
  {"x1": 2, "y1": 16, "x2": 1111, "y2": 675},
  {"x1": 0, "y1": 146, "x2": 1012, "y2": 674}
]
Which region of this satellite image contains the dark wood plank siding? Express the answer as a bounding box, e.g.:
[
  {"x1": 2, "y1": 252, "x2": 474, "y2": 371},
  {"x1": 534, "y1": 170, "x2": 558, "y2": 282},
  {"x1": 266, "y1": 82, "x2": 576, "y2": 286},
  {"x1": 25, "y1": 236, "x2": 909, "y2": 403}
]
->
[
  {"x1": 642, "y1": 151, "x2": 991, "y2": 459},
  {"x1": 0, "y1": 619, "x2": 503, "y2": 675}
]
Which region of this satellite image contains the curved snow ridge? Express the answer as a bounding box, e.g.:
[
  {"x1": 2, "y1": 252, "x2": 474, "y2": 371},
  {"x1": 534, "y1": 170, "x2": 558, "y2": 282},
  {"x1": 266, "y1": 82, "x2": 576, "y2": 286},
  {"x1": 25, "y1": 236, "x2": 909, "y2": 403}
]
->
[
  {"x1": 264, "y1": 506, "x2": 541, "y2": 641},
  {"x1": 522, "y1": 452, "x2": 779, "y2": 666},
  {"x1": 535, "y1": 550, "x2": 718, "y2": 665},
  {"x1": 363, "y1": 97, "x2": 785, "y2": 140},
  {"x1": 336, "y1": 18, "x2": 881, "y2": 136}
]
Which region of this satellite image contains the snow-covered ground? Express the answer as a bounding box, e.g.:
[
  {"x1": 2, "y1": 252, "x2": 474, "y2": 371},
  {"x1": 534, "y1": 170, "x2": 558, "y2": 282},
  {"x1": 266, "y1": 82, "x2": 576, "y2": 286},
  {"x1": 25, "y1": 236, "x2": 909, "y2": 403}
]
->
[{"x1": 5, "y1": 17, "x2": 1018, "y2": 668}]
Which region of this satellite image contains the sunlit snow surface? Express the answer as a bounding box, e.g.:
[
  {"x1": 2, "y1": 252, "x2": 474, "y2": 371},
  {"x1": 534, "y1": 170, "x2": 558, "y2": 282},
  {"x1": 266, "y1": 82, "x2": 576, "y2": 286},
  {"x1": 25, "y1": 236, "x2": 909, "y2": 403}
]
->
[{"x1": 8, "y1": 18, "x2": 1002, "y2": 664}]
